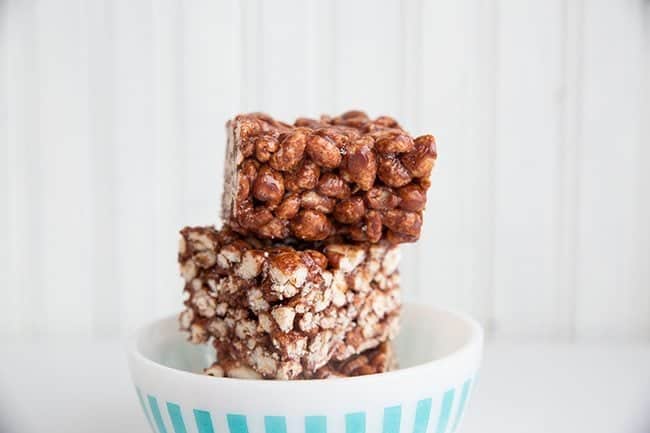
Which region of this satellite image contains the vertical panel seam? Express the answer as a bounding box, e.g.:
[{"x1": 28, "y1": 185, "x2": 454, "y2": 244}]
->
[
  {"x1": 398, "y1": 0, "x2": 405, "y2": 119},
  {"x1": 641, "y1": 0, "x2": 650, "y2": 341},
  {"x1": 148, "y1": 0, "x2": 157, "y2": 336},
  {"x1": 176, "y1": 0, "x2": 187, "y2": 224},
  {"x1": 306, "y1": 0, "x2": 314, "y2": 114},
  {"x1": 554, "y1": 0, "x2": 568, "y2": 341},
  {"x1": 88, "y1": 0, "x2": 119, "y2": 337},
  {"x1": 239, "y1": 0, "x2": 248, "y2": 110},
  {"x1": 25, "y1": 0, "x2": 44, "y2": 337},
  {"x1": 397, "y1": 0, "x2": 418, "y2": 298},
  {"x1": 486, "y1": 0, "x2": 499, "y2": 339},
  {"x1": 0, "y1": 0, "x2": 13, "y2": 336},
  {"x1": 561, "y1": 0, "x2": 584, "y2": 342},
  {"x1": 413, "y1": 0, "x2": 423, "y2": 135},
  {"x1": 412, "y1": 0, "x2": 424, "y2": 297},
  {"x1": 572, "y1": 0, "x2": 584, "y2": 342},
  {"x1": 152, "y1": 0, "x2": 186, "y2": 320},
  {"x1": 331, "y1": 0, "x2": 338, "y2": 111},
  {"x1": 257, "y1": 0, "x2": 264, "y2": 110}
]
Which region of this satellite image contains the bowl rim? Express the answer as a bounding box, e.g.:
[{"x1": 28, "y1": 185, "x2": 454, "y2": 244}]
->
[{"x1": 127, "y1": 303, "x2": 484, "y2": 387}]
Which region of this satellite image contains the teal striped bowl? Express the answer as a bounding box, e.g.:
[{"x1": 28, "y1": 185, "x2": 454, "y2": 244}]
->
[{"x1": 128, "y1": 304, "x2": 483, "y2": 433}]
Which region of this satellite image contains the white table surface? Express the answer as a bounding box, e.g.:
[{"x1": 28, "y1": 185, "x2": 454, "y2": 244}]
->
[{"x1": 1, "y1": 341, "x2": 649, "y2": 433}]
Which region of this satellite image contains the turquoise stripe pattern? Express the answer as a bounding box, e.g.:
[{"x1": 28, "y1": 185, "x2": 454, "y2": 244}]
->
[
  {"x1": 148, "y1": 395, "x2": 168, "y2": 433},
  {"x1": 167, "y1": 402, "x2": 188, "y2": 433},
  {"x1": 345, "y1": 412, "x2": 366, "y2": 433},
  {"x1": 451, "y1": 379, "x2": 472, "y2": 432},
  {"x1": 194, "y1": 409, "x2": 215, "y2": 433},
  {"x1": 305, "y1": 416, "x2": 327, "y2": 433},
  {"x1": 136, "y1": 388, "x2": 155, "y2": 433},
  {"x1": 412, "y1": 398, "x2": 432, "y2": 433},
  {"x1": 265, "y1": 416, "x2": 287, "y2": 433},
  {"x1": 435, "y1": 389, "x2": 455, "y2": 433},
  {"x1": 134, "y1": 376, "x2": 476, "y2": 433},
  {"x1": 227, "y1": 414, "x2": 249, "y2": 433},
  {"x1": 383, "y1": 406, "x2": 402, "y2": 433}
]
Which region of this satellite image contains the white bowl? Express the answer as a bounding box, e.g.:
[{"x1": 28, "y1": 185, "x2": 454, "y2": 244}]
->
[{"x1": 127, "y1": 304, "x2": 483, "y2": 433}]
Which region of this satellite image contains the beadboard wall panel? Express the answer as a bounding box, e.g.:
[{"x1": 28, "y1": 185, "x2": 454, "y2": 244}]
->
[
  {"x1": 1, "y1": 0, "x2": 649, "y2": 341},
  {"x1": 87, "y1": 0, "x2": 119, "y2": 337},
  {"x1": 180, "y1": 0, "x2": 241, "y2": 320},
  {"x1": 333, "y1": 0, "x2": 401, "y2": 114},
  {"x1": 461, "y1": 0, "x2": 498, "y2": 329},
  {"x1": 113, "y1": 0, "x2": 157, "y2": 335},
  {"x1": 307, "y1": 1, "x2": 336, "y2": 116},
  {"x1": 151, "y1": 0, "x2": 185, "y2": 329},
  {"x1": 574, "y1": 0, "x2": 650, "y2": 341},
  {"x1": 397, "y1": 0, "x2": 424, "y2": 302},
  {"x1": 417, "y1": 0, "x2": 497, "y2": 328},
  {"x1": 555, "y1": 0, "x2": 582, "y2": 342},
  {"x1": 36, "y1": 0, "x2": 95, "y2": 336},
  {"x1": 492, "y1": 0, "x2": 566, "y2": 339},
  {"x1": 5, "y1": 0, "x2": 45, "y2": 338},
  {"x1": 259, "y1": 0, "x2": 312, "y2": 118},
  {"x1": 182, "y1": 0, "x2": 239, "y2": 224}
]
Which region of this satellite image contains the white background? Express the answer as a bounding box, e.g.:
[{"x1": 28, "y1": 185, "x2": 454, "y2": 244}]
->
[
  {"x1": 2, "y1": 0, "x2": 649, "y2": 344},
  {"x1": 2, "y1": 2, "x2": 650, "y2": 433}
]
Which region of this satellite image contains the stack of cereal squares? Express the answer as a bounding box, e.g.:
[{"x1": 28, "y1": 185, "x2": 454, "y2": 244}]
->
[{"x1": 178, "y1": 111, "x2": 436, "y2": 380}]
